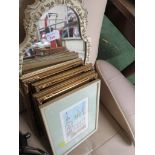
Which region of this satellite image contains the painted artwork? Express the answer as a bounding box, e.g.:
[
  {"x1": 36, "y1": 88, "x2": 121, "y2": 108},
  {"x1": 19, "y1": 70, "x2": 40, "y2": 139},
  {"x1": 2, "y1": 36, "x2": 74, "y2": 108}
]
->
[{"x1": 60, "y1": 98, "x2": 88, "y2": 143}]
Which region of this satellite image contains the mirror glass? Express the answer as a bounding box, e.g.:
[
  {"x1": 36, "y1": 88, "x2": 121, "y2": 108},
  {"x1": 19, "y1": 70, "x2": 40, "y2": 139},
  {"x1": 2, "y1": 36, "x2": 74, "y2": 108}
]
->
[{"x1": 22, "y1": 5, "x2": 85, "y2": 74}]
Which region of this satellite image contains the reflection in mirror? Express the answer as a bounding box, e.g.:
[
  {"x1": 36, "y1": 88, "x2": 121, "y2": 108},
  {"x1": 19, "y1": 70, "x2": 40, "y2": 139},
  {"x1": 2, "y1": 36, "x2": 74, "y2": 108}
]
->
[{"x1": 22, "y1": 5, "x2": 85, "y2": 74}]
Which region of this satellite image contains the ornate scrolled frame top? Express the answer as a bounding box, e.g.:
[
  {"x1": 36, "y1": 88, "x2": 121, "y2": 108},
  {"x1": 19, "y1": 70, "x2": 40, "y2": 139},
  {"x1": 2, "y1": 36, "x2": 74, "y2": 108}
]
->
[{"x1": 19, "y1": 0, "x2": 91, "y2": 75}]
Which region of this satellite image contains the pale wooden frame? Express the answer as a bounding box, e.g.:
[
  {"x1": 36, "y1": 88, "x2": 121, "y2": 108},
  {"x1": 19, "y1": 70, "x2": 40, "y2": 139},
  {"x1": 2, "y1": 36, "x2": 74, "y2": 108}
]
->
[
  {"x1": 19, "y1": 0, "x2": 91, "y2": 75},
  {"x1": 39, "y1": 79, "x2": 100, "y2": 155}
]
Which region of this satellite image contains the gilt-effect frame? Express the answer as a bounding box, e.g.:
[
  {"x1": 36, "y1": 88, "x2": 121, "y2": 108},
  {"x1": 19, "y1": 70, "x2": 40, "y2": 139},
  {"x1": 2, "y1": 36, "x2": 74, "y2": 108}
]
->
[{"x1": 39, "y1": 79, "x2": 100, "y2": 155}]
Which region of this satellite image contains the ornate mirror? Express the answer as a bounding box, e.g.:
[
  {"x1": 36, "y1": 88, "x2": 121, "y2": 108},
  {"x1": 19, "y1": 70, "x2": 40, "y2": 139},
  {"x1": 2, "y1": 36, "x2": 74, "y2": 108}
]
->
[{"x1": 19, "y1": 0, "x2": 91, "y2": 75}]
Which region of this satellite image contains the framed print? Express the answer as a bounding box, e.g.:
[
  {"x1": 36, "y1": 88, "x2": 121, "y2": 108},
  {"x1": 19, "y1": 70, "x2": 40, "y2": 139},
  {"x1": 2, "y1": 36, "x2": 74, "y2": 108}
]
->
[
  {"x1": 39, "y1": 79, "x2": 100, "y2": 155},
  {"x1": 60, "y1": 98, "x2": 89, "y2": 143}
]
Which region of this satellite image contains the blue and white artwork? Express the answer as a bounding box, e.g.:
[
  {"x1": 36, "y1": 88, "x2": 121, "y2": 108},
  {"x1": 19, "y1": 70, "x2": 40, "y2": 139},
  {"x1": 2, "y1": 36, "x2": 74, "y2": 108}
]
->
[{"x1": 60, "y1": 98, "x2": 88, "y2": 143}]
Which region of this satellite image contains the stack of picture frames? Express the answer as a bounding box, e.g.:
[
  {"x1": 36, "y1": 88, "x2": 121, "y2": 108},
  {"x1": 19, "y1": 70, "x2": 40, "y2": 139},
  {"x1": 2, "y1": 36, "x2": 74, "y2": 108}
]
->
[
  {"x1": 20, "y1": 54, "x2": 101, "y2": 155},
  {"x1": 19, "y1": 0, "x2": 101, "y2": 154}
]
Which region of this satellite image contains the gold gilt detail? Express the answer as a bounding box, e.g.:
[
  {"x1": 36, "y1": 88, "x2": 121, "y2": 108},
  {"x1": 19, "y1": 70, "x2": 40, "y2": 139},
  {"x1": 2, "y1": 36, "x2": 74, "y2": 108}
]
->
[
  {"x1": 33, "y1": 63, "x2": 93, "y2": 92},
  {"x1": 33, "y1": 71, "x2": 98, "y2": 104}
]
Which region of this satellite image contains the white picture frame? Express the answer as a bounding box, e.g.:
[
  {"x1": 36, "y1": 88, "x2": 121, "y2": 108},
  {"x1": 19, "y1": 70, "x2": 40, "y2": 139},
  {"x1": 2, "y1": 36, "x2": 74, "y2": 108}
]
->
[{"x1": 39, "y1": 79, "x2": 100, "y2": 155}]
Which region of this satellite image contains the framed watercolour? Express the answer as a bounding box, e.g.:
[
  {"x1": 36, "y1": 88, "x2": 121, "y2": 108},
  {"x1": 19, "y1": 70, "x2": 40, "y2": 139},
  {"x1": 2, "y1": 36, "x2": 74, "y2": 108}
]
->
[{"x1": 39, "y1": 79, "x2": 100, "y2": 155}]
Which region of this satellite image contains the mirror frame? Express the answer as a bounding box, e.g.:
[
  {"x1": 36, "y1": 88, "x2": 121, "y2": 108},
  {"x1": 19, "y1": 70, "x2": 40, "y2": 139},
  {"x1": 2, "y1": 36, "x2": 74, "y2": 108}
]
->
[{"x1": 19, "y1": 0, "x2": 91, "y2": 75}]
